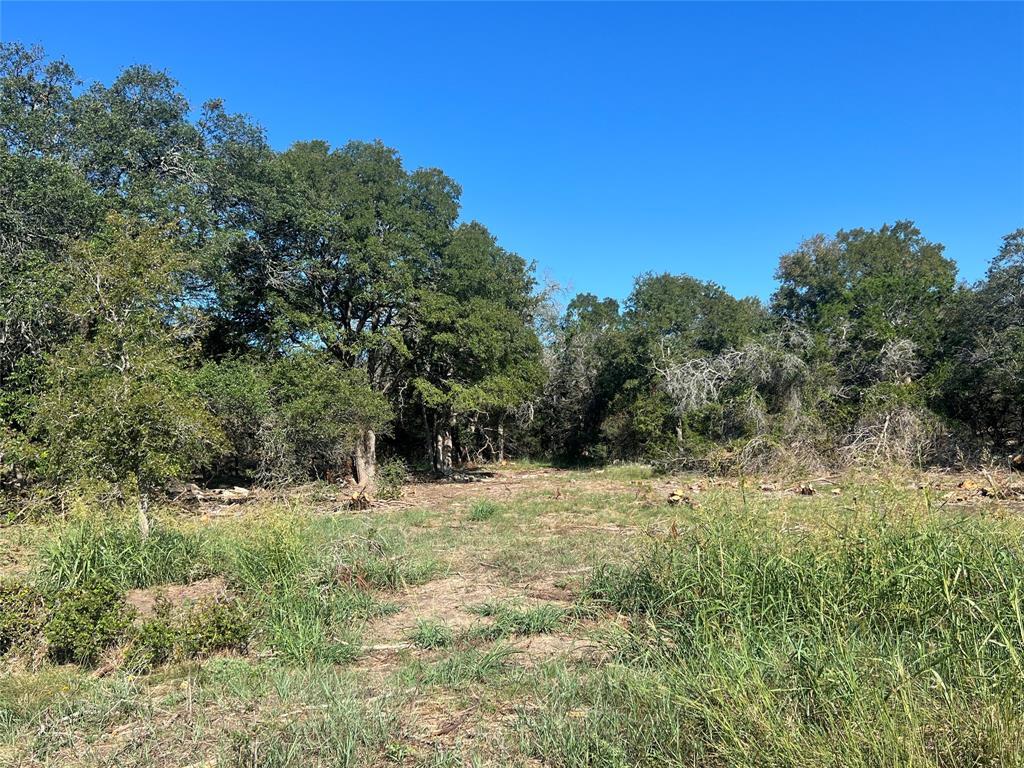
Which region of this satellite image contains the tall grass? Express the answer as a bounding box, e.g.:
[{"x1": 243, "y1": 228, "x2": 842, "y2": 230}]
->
[
  {"x1": 524, "y1": 511, "x2": 1024, "y2": 767},
  {"x1": 41, "y1": 515, "x2": 206, "y2": 590},
  {"x1": 35, "y1": 512, "x2": 437, "y2": 668}
]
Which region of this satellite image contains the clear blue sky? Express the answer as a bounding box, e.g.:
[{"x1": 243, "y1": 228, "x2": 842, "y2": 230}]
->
[{"x1": 3, "y1": 2, "x2": 1022, "y2": 303}]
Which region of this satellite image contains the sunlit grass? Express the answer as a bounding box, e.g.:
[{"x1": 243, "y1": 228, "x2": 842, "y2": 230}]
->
[{"x1": 3, "y1": 467, "x2": 1023, "y2": 766}]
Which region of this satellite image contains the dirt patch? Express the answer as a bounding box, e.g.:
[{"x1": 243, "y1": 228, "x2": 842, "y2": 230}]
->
[
  {"x1": 511, "y1": 631, "x2": 598, "y2": 668},
  {"x1": 365, "y1": 573, "x2": 524, "y2": 646},
  {"x1": 125, "y1": 576, "x2": 228, "y2": 619}
]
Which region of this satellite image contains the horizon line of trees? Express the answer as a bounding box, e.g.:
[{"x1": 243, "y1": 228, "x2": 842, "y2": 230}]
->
[{"x1": 1, "y1": 44, "x2": 1021, "y2": 519}]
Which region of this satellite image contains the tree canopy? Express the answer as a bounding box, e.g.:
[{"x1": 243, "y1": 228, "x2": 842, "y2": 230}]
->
[{"x1": 1, "y1": 43, "x2": 1021, "y2": 516}]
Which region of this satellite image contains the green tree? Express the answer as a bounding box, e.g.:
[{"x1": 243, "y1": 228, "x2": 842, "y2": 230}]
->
[
  {"x1": 541, "y1": 293, "x2": 622, "y2": 460},
  {"x1": 600, "y1": 273, "x2": 765, "y2": 460},
  {"x1": 409, "y1": 223, "x2": 544, "y2": 475},
  {"x1": 940, "y1": 229, "x2": 1024, "y2": 449},
  {"x1": 773, "y1": 222, "x2": 956, "y2": 388},
  {"x1": 227, "y1": 139, "x2": 461, "y2": 484},
  {"x1": 30, "y1": 215, "x2": 221, "y2": 528}
]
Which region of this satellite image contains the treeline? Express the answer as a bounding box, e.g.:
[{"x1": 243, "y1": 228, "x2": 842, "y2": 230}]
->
[
  {"x1": 1, "y1": 45, "x2": 1021, "y2": 516},
  {"x1": 540, "y1": 224, "x2": 1023, "y2": 472}
]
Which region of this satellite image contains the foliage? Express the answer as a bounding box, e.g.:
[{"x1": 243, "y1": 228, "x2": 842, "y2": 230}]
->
[
  {"x1": 28, "y1": 215, "x2": 223, "y2": 502},
  {"x1": 1, "y1": 41, "x2": 1020, "y2": 509},
  {"x1": 0, "y1": 578, "x2": 46, "y2": 654},
  {"x1": 270, "y1": 352, "x2": 392, "y2": 479},
  {"x1": 124, "y1": 596, "x2": 251, "y2": 671},
  {"x1": 177, "y1": 597, "x2": 251, "y2": 658},
  {"x1": 196, "y1": 354, "x2": 392, "y2": 484},
  {"x1": 124, "y1": 599, "x2": 176, "y2": 671},
  {"x1": 193, "y1": 357, "x2": 287, "y2": 483},
  {"x1": 374, "y1": 457, "x2": 408, "y2": 501},
  {"x1": 43, "y1": 579, "x2": 133, "y2": 666}
]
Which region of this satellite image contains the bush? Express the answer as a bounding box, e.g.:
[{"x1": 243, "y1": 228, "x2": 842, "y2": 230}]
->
[
  {"x1": 44, "y1": 580, "x2": 133, "y2": 665},
  {"x1": 124, "y1": 598, "x2": 176, "y2": 672},
  {"x1": 375, "y1": 457, "x2": 407, "y2": 500},
  {"x1": 195, "y1": 358, "x2": 293, "y2": 485},
  {"x1": 124, "y1": 596, "x2": 251, "y2": 671},
  {"x1": 196, "y1": 354, "x2": 393, "y2": 486},
  {"x1": 178, "y1": 597, "x2": 251, "y2": 658},
  {"x1": 0, "y1": 579, "x2": 46, "y2": 654},
  {"x1": 271, "y1": 354, "x2": 391, "y2": 480}
]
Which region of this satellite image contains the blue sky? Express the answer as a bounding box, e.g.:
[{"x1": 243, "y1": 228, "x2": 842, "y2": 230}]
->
[{"x1": 3, "y1": 2, "x2": 1022, "y2": 303}]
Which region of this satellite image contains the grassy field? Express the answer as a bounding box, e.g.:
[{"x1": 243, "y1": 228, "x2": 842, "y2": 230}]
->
[{"x1": 2, "y1": 465, "x2": 1024, "y2": 767}]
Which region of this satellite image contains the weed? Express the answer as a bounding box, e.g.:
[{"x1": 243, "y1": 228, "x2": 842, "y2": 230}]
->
[
  {"x1": 178, "y1": 597, "x2": 251, "y2": 657},
  {"x1": 124, "y1": 598, "x2": 176, "y2": 671},
  {"x1": 526, "y1": 511, "x2": 1024, "y2": 766},
  {"x1": 467, "y1": 500, "x2": 501, "y2": 522},
  {"x1": 408, "y1": 645, "x2": 519, "y2": 687},
  {"x1": 376, "y1": 457, "x2": 408, "y2": 501},
  {"x1": 328, "y1": 533, "x2": 440, "y2": 591},
  {"x1": 0, "y1": 578, "x2": 45, "y2": 654},
  {"x1": 41, "y1": 515, "x2": 205, "y2": 591},
  {"x1": 408, "y1": 620, "x2": 456, "y2": 649},
  {"x1": 465, "y1": 602, "x2": 565, "y2": 641}
]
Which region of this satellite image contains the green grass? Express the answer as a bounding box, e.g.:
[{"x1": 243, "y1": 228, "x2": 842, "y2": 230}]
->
[
  {"x1": 524, "y1": 509, "x2": 1024, "y2": 767},
  {"x1": 467, "y1": 499, "x2": 502, "y2": 522},
  {"x1": 408, "y1": 619, "x2": 456, "y2": 649},
  {"x1": 41, "y1": 514, "x2": 207, "y2": 590},
  {"x1": 5, "y1": 468, "x2": 1024, "y2": 766},
  {"x1": 405, "y1": 645, "x2": 519, "y2": 687},
  {"x1": 465, "y1": 602, "x2": 566, "y2": 642}
]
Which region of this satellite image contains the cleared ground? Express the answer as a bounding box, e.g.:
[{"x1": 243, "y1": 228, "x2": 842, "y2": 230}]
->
[{"x1": 2, "y1": 464, "x2": 1024, "y2": 767}]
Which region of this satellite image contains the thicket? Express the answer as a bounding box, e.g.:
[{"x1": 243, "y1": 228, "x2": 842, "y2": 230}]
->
[{"x1": 1, "y1": 43, "x2": 1021, "y2": 519}]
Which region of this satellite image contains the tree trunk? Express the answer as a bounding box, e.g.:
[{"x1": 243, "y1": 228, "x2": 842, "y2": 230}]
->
[
  {"x1": 465, "y1": 414, "x2": 478, "y2": 466},
  {"x1": 423, "y1": 405, "x2": 437, "y2": 469},
  {"x1": 353, "y1": 428, "x2": 377, "y2": 494},
  {"x1": 433, "y1": 418, "x2": 455, "y2": 477},
  {"x1": 497, "y1": 419, "x2": 506, "y2": 464},
  {"x1": 137, "y1": 492, "x2": 150, "y2": 540},
  {"x1": 433, "y1": 430, "x2": 444, "y2": 474}
]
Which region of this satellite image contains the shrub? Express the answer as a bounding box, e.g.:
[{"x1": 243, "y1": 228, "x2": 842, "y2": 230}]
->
[
  {"x1": 194, "y1": 358, "x2": 292, "y2": 485},
  {"x1": 271, "y1": 354, "x2": 391, "y2": 480},
  {"x1": 375, "y1": 457, "x2": 408, "y2": 501},
  {"x1": 44, "y1": 580, "x2": 133, "y2": 665},
  {"x1": 124, "y1": 598, "x2": 177, "y2": 672},
  {"x1": 124, "y1": 597, "x2": 252, "y2": 671},
  {"x1": 0, "y1": 578, "x2": 46, "y2": 654},
  {"x1": 178, "y1": 597, "x2": 251, "y2": 658}
]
